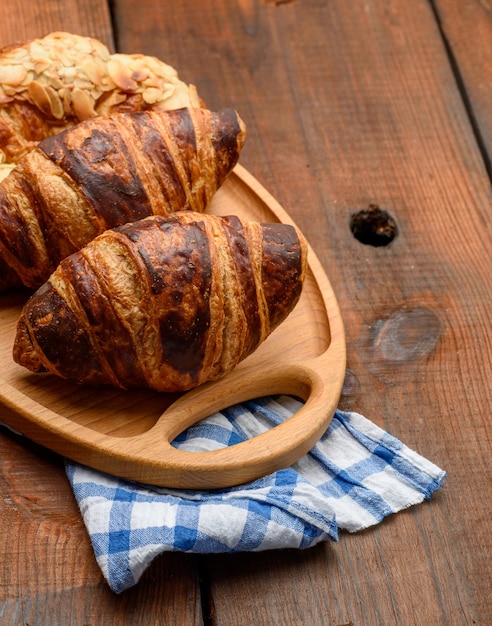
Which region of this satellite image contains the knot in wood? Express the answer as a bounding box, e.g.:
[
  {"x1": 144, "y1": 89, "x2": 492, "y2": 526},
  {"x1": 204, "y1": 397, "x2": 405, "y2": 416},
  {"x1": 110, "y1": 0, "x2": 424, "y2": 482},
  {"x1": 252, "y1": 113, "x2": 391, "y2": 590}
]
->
[{"x1": 350, "y1": 204, "x2": 398, "y2": 247}]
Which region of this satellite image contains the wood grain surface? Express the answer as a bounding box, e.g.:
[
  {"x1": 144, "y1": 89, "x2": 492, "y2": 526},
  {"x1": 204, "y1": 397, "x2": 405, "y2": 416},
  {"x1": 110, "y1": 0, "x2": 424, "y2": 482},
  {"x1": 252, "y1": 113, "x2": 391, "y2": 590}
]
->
[
  {"x1": 1, "y1": 1, "x2": 491, "y2": 624},
  {"x1": 433, "y1": 0, "x2": 492, "y2": 175}
]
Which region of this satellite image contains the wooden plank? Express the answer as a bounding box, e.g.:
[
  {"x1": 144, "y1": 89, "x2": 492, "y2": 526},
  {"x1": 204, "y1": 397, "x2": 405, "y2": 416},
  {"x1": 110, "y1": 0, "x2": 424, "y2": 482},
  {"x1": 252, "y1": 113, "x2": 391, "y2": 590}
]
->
[
  {"x1": 0, "y1": 0, "x2": 114, "y2": 49},
  {"x1": 432, "y1": 0, "x2": 492, "y2": 172},
  {"x1": 1, "y1": 434, "x2": 203, "y2": 623},
  {"x1": 111, "y1": 0, "x2": 492, "y2": 624},
  {"x1": 0, "y1": 4, "x2": 203, "y2": 623}
]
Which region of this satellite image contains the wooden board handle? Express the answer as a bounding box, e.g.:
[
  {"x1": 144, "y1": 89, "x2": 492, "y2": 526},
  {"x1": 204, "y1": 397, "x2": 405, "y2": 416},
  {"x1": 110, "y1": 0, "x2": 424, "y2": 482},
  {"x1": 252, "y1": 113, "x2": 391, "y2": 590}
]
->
[
  {"x1": 80, "y1": 345, "x2": 344, "y2": 488},
  {"x1": 0, "y1": 346, "x2": 344, "y2": 489}
]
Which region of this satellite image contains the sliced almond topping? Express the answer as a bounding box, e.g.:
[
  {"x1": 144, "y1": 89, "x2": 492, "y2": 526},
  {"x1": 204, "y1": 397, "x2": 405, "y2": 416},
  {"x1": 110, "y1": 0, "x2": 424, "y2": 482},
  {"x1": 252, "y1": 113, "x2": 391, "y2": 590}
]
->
[
  {"x1": 144, "y1": 55, "x2": 177, "y2": 79},
  {"x1": 60, "y1": 66, "x2": 77, "y2": 81},
  {"x1": 107, "y1": 57, "x2": 138, "y2": 91},
  {"x1": 47, "y1": 75, "x2": 64, "y2": 91},
  {"x1": 71, "y1": 87, "x2": 97, "y2": 121},
  {"x1": 2, "y1": 85, "x2": 18, "y2": 98},
  {"x1": 73, "y1": 77, "x2": 94, "y2": 92},
  {"x1": 33, "y1": 59, "x2": 51, "y2": 75},
  {"x1": 61, "y1": 88, "x2": 73, "y2": 116},
  {"x1": 29, "y1": 41, "x2": 50, "y2": 63},
  {"x1": 0, "y1": 64, "x2": 28, "y2": 86},
  {"x1": 94, "y1": 91, "x2": 127, "y2": 116},
  {"x1": 80, "y1": 58, "x2": 106, "y2": 87},
  {"x1": 142, "y1": 87, "x2": 163, "y2": 105},
  {"x1": 28, "y1": 81, "x2": 64, "y2": 119},
  {"x1": 20, "y1": 70, "x2": 35, "y2": 87},
  {"x1": 125, "y1": 56, "x2": 150, "y2": 82}
]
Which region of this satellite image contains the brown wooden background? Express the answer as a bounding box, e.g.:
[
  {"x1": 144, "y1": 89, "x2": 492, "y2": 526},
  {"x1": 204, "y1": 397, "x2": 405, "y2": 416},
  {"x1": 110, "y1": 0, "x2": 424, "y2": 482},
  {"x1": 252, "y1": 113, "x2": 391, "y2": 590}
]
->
[{"x1": 1, "y1": 1, "x2": 491, "y2": 624}]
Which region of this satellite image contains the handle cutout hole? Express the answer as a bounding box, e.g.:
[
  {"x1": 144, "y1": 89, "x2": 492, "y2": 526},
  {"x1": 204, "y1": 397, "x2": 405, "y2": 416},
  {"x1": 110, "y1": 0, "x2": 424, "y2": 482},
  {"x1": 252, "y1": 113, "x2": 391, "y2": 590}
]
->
[{"x1": 171, "y1": 394, "x2": 304, "y2": 452}]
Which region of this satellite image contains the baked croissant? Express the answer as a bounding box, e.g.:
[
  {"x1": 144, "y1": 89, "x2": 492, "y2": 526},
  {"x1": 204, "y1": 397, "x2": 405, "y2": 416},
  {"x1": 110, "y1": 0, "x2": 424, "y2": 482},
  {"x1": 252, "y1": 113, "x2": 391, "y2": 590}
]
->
[
  {"x1": 0, "y1": 106, "x2": 246, "y2": 291},
  {"x1": 0, "y1": 31, "x2": 201, "y2": 175},
  {"x1": 14, "y1": 212, "x2": 308, "y2": 392}
]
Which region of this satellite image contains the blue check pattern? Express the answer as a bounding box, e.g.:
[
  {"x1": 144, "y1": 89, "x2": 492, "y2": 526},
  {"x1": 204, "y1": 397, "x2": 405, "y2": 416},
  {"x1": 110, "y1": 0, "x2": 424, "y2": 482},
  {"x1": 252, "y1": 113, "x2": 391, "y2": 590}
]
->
[{"x1": 66, "y1": 396, "x2": 445, "y2": 593}]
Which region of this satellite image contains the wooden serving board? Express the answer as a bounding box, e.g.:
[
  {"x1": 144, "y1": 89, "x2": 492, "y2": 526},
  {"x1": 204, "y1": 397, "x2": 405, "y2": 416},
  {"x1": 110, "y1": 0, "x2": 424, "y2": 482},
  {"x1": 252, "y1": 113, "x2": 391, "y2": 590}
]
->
[{"x1": 0, "y1": 164, "x2": 346, "y2": 489}]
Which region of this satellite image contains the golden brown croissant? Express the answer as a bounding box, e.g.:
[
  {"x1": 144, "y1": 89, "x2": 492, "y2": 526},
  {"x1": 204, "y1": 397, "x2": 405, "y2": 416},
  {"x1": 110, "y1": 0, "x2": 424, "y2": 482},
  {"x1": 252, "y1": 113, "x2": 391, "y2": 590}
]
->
[
  {"x1": 0, "y1": 31, "x2": 201, "y2": 174},
  {"x1": 0, "y1": 106, "x2": 246, "y2": 291},
  {"x1": 14, "y1": 212, "x2": 308, "y2": 392}
]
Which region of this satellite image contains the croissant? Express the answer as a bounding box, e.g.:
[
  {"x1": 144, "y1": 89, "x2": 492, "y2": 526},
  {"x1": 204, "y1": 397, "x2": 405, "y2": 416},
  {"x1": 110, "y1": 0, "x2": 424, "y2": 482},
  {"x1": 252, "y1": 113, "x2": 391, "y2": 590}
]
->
[
  {"x1": 0, "y1": 106, "x2": 246, "y2": 291},
  {"x1": 13, "y1": 212, "x2": 308, "y2": 392},
  {"x1": 0, "y1": 31, "x2": 201, "y2": 175}
]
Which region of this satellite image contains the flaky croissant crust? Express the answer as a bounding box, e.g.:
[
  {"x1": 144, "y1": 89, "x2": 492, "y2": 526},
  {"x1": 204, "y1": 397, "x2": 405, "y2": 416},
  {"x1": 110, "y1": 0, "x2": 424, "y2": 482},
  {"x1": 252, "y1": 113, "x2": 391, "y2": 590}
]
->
[
  {"x1": 0, "y1": 106, "x2": 246, "y2": 291},
  {"x1": 14, "y1": 212, "x2": 308, "y2": 392}
]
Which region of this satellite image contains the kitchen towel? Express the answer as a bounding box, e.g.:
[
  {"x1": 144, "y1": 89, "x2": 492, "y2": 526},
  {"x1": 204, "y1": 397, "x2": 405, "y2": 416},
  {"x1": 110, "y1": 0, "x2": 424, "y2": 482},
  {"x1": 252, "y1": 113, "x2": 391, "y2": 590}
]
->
[{"x1": 66, "y1": 395, "x2": 446, "y2": 593}]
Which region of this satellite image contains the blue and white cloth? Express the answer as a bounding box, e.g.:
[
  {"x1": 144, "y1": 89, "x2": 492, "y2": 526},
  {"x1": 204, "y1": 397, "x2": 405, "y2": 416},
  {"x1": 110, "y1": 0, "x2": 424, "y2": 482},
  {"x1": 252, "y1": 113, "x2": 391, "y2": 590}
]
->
[{"x1": 65, "y1": 395, "x2": 446, "y2": 594}]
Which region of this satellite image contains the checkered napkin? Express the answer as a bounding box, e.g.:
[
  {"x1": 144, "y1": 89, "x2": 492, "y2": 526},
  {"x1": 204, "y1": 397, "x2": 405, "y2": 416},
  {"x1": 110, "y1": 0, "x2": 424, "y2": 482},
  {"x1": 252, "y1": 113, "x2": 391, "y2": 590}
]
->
[{"x1": 65, "y1": 396, "x2": 445, "y2": 593}]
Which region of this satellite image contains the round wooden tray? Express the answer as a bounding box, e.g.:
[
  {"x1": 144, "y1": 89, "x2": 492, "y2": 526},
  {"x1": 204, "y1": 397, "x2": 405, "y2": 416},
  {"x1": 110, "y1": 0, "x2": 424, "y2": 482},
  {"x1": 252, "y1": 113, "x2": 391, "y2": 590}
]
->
[{"x1": 0, "y1": 164, "x2": 346, "y2": 489}]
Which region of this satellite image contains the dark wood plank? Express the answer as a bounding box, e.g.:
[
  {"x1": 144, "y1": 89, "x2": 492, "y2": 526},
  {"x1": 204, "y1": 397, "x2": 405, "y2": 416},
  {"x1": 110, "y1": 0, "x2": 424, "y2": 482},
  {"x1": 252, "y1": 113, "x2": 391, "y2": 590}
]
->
[
  {"x1": 0, "y1": 0, "x2": 114, "y2": 49},
  {"x1": 0, "y1": 430, "x2": 202, "y2": 622},
  {"x1": 0, "y1": 4, "x2": 203, "y2": 623},
  {"x1": 432, "y1": 0, "x2": 492, "y2": 172},
  {"x1": 111, "y1": 0, "x2": 492, "y2": 624}
]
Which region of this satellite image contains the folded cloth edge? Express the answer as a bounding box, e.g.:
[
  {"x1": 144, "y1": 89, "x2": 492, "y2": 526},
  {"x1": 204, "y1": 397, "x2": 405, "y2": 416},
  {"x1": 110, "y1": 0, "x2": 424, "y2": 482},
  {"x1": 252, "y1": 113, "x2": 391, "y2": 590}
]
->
[{"x1": 62, "y1": 400, "x2": 446, "y2": 593}]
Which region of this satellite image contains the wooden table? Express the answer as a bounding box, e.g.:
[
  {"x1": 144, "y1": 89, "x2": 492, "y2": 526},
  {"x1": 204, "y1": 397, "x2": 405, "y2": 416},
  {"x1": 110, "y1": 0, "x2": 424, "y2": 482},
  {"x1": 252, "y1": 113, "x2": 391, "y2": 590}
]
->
[{"x1": 1, "y1": 1, "x2": 490, "y2": 624}]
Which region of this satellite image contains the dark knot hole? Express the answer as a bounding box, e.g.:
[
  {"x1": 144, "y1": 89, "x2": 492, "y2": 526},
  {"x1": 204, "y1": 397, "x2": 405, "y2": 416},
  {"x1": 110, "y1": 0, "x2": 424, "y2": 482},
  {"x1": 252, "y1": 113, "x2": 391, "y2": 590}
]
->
[{"x1": 350, "y1": 204, "x2": 398, "y2": 247}]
